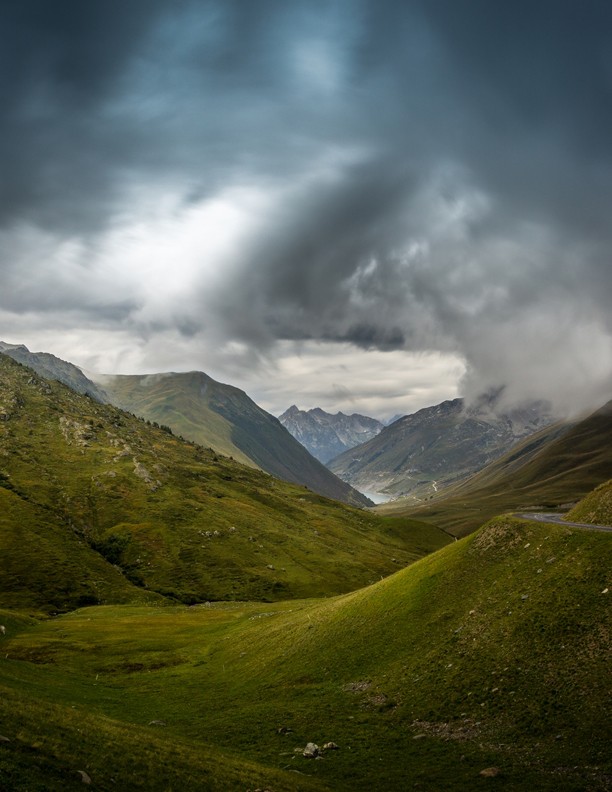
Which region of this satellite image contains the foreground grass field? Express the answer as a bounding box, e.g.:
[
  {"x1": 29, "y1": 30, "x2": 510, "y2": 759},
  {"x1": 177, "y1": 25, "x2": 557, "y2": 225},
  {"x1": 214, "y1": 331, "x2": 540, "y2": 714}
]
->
[{"x1": 1, "y1": 516, "x2": 609, "y2": 791}]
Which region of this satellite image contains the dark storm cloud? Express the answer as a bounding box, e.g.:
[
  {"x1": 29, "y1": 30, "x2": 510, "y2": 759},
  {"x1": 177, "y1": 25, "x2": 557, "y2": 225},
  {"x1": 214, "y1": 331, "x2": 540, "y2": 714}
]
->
[{"x1": 1, "y1": 0, "x2": 612, "y2": 411}]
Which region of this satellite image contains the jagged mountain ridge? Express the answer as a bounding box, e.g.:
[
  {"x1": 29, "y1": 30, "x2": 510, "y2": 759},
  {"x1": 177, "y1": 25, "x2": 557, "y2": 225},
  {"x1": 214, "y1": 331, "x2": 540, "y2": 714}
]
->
[
  {"x1": 99, "y1": 371, "x2": 372, "y2": 508},
  {"x1": 278, "y1": 404, "x2": 384, "y2": 463},
  {"x1": 0, "y1": 341, "x2": 110, "y2": 403},
  {"x1": 329, "y1": 393, "x2": 556, "y2": 500}
]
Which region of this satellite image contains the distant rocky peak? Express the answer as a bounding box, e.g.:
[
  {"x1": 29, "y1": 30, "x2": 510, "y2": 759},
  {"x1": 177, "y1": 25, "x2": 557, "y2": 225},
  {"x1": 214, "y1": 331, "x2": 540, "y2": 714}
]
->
[{"x1": 279, "y1": 404, "x2": 384, "y2": 464}]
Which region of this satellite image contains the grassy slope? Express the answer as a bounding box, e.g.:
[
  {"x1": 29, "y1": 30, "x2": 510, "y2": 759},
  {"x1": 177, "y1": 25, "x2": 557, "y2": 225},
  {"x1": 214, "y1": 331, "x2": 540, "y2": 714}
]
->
[
  {"x1": 566, "y1": 478, "x2": 612, "y2": 524},
  {"x1": 0, "y1": 355, "x2": 449, "y2": 610},
  {"x1": 102, "y1": 371, "x2": 372, "y2": 507},
  {"x1": 101, "y1": 371, "x2": 254, "y2": 463},
  {"x1": 0, "y1": 516, "x2": 609, "y2": 790},
  {"x1": 379, "y1": 402, "x2": 612, "y2": 536}
]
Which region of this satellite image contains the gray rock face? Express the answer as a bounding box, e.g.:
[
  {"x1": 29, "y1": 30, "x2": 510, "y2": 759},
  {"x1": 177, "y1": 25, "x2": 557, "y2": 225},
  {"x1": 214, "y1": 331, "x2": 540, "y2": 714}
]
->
[
  {"x1": 0, "y1": 342, "x2": 109, "y2": 403},
  {"x1": 329, "y1": 392, "x2": 557, "y2": 500},
  {"x1": 279, "y1": 405, "x2": 384, "y2": 464}
]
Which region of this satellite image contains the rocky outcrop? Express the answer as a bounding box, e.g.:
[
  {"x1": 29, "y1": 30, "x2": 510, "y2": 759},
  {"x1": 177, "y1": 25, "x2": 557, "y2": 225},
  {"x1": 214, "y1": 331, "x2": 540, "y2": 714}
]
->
[
  {"x1": 329, "y1": 392, "x2": 556, "y2": 500},
  {"x1": 279, "y1": 405, "x2": 383, "y2": 463},
  {"x1": 0, "y1": 342, "x2": 109, "y2": 403}
]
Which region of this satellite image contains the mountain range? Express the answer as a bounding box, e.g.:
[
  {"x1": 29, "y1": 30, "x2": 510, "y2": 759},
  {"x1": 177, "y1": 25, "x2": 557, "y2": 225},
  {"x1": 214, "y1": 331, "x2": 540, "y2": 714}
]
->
[
  {"x1": 278, "y1": 404, "x2": 384, "y2": 463},
  {"x1": 383, "y1": 398, "x2": 612, "y2": 536},
  {"x1": 0, "y1": 353, "x2": 444, "y2": 611},
  {"x1": 329, "y1": 392, "x2": 556, "y2": 500},
  {"x1": 0, "y1": 343, "x2": 369, "y2": 508},
  {"x1": 99, "y1": 371, "x2": 371, "y2": 507},
  {"x1": 0, "y1": 344, "x2": 610, "y2": 789}
]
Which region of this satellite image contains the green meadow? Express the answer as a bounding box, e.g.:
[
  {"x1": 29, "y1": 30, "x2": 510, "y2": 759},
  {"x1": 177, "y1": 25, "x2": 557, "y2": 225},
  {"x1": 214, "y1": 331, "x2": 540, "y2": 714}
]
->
[
  {"x1": 1, "y1": 515, "x2": 610, "y2": 791},
  {"x1": 0, "y1": 354, "x2": 610, "y2": 790}
]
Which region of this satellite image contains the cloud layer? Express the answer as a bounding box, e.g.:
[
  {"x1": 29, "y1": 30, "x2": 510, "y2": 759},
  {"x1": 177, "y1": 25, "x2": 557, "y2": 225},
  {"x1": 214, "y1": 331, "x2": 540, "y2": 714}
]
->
[{"x1": 1, "y1": 1, "x2": 611, "y2": 417}]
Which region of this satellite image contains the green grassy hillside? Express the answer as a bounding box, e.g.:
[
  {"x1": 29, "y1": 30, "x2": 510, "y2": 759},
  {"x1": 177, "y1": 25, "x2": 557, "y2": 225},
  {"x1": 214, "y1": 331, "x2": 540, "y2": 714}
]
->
[
  {"x1": 102, "y1": 371, "x2": 371, "y2": 507},
  {"x1": 566, "y1": 478, "x2": 612, "y2": 525},
  {"x1": 379, "y1": 402, "x2": 612, "y2": 536},
  {"x1": 0, "y1": 516, "x2": 609, "y2": 790},
  {"x1": 0, "y1": 354, "x2": 448, "y2": 611}
]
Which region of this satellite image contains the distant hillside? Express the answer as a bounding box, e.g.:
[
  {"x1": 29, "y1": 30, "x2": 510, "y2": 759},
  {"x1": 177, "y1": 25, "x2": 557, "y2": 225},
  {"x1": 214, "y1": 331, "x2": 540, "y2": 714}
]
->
[
  {"x1": 0, "y1": 341, "x2": 109, "y2": 403},
  {"x1": 381, "y1": 400, "x2": 612, "y2": 536},
  {"x1": 279, "y1": 404, "x2": 384, "y2": 463},
  {"x1": 329, "y1": 393, "x2": 555, "y2": 500},
  {"x1": 101, "y1": 371, "x2": 371, "y2": 508},
  {"x1": 0, "y1": 354, "x2": 446, "y2": 610},
  {"x1": 1, "y1": 514, "x2": 608, "y2": 790}
]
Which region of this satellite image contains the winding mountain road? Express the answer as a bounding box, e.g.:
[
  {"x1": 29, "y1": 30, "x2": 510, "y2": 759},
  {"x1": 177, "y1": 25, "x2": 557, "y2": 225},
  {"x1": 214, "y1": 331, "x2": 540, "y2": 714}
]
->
[{"x1": 515, "y1": 512, "x2": 612, "y2": 533}]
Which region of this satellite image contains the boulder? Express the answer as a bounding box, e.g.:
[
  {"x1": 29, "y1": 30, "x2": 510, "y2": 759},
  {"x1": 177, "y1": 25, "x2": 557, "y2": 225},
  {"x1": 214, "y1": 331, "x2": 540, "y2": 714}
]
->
[{"x1": 303, "y1": 742, "x2": 320, "y2": 758}]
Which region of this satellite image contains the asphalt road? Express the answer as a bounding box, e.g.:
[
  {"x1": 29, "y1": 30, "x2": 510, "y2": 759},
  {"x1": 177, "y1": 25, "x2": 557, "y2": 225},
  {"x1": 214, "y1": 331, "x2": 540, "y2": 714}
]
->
[{"x1": 515, "y1": 512, "x2": 612, "y2": 533}]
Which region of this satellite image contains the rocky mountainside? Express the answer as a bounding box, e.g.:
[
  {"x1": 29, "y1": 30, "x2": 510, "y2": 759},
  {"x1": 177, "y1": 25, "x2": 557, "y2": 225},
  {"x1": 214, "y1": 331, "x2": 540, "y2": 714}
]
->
[
  {"x1": 329, "y1": 393, "x2": 556, "y2": 500},
  {"x1": 0, "y1": 341, "x2": 109, "y2": 403},
  {"x1": 99, "y1": 371, "x2": 372, "y2": 508},
  {"x1": 279, "y1": 404, "x2": 384, "y2": 463},
  {"x1": 389, "y1": 399, "x2": 612, "y2": 536}
]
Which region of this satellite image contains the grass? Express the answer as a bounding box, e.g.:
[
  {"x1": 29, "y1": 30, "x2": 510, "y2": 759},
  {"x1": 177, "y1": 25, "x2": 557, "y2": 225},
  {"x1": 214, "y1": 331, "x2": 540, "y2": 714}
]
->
[
  {"x1": 101, "y1": 370, "x2": 371, "y2": 507},
  {"x1": 0, "y1": 353, "x2": 449, "y2": 611},
  {"x1": 566, "y1": 478, "x2": 612, "y2": 525},
  {"x1": 0, "y1": 516, "x2": 609, "y2": 790}
]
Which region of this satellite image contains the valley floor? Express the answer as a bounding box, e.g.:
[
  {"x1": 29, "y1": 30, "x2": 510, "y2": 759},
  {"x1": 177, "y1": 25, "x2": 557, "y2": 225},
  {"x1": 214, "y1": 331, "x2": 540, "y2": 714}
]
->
[{"x1": 1, "y1": 515, "x2": 610, "y2": 791}]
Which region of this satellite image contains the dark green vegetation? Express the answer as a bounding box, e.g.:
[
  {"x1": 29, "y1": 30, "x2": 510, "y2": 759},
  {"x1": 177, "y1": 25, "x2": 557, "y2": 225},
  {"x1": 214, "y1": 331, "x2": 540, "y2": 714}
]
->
[
  {"x1": 380, "y1": 401, "x2": 612, "y2": 536},
  {"x1": 0, "y1": 354, "x2": 447, "y2": 611},
  {"x1": 101, "y1": 370, "x2": 371, "y2": 507},
  {"x1": 1, "y1": 516, "x2": 609, "y2": 790},
  {"x1": 329, "y1": 395, "x2": 554, "y2": 500}
]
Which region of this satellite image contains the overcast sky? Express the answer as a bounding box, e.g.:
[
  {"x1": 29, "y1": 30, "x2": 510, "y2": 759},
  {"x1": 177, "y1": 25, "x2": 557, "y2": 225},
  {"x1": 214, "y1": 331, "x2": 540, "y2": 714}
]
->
[{"x1": 1, "y1": 1, "x2": 611, "y2": 420}]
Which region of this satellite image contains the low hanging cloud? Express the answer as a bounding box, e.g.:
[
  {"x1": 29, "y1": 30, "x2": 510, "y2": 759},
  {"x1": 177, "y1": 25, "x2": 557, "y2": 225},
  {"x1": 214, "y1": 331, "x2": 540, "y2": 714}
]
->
[{"x1": 0, "y1": 1, "x2": 611, "y2": 416}]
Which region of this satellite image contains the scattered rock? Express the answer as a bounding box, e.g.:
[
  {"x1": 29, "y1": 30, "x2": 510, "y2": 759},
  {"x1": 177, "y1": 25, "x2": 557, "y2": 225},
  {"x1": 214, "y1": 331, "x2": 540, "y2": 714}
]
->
[
  {"x1": 303, "y1": 742, "x2": 320, "y2": 758},
  {"x1": 277, "y1": 726, "x2": 293, "y2": 735},
  {"x1": 520, "y1": 594, "x2": 529, "y2": 601},
  {"x1": 344, "y1": 680, "x2": 372, "y2": 693},
  {"x1": 412, "y1": 734, "x2": 427, "y2": 740},
  {"x1": 148, "y1": 720, "x2": 166, "y2": 726},
  {"x1": 0, "y1": 625, "x2": 5, "y2": 635},
  {"x1": 479, "y1": 767, "x2": 500, "y2": 778},
  {"x1": 78, "y1": 770, "x2": 92, "y2": 784},
  {"x1": 0, "y1": 735, "x2": 10, "y2": 742},
  {"x1": 602, "y1": 588, "x2": 609, "y2": 594},
  {"x1": 323, "y1": 742, "x2": 339, "y2": 750}
]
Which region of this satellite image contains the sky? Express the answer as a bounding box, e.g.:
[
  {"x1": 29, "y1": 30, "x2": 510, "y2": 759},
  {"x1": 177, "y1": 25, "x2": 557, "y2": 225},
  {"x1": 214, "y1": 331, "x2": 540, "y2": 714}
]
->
[{"x1": 1, "y1": 0, "x2": 612, "y2": 420}]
